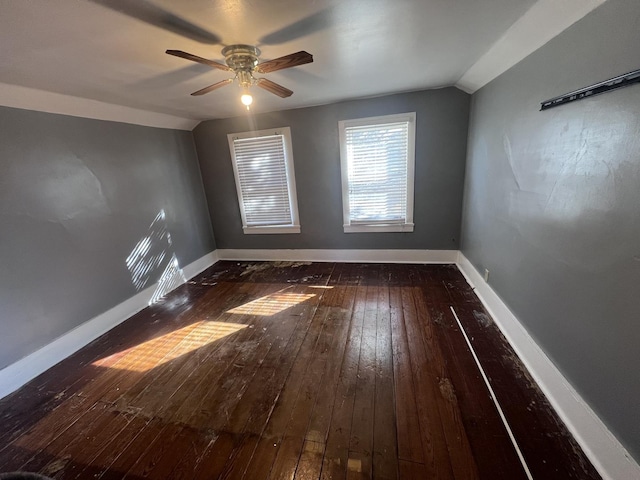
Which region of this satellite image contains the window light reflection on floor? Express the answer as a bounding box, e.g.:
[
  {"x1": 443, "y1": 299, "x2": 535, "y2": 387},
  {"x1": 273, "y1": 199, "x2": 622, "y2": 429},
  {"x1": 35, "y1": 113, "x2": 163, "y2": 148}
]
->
[
  {"x1": 92, "y1": 321, "x2": 247, "y2": 372},
  {"x1": 226, "y1": 292, "x2": 316, "y2": 316}
]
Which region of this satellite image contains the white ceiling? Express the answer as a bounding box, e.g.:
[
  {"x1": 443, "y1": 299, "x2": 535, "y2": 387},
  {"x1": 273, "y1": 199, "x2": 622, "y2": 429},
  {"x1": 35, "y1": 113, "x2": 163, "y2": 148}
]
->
[{"x1": 0, "y1": 0, "x2": 605, "y2": 127}]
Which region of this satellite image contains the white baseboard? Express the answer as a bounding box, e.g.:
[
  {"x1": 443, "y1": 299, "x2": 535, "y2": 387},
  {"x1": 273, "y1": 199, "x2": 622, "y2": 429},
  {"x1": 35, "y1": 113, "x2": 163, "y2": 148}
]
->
[
  {"x1": 0, "y1": 250, "x2": 219, "y2": 400},
  {"x1": 456, "y1": 252, "x2": 640, "y2": 480},
  {"x1": 216, "y1": 248, "x2": 458, "y2": 264},
  {"x1": 182, "y1": 251, "x2": 219, "y2": 279}
]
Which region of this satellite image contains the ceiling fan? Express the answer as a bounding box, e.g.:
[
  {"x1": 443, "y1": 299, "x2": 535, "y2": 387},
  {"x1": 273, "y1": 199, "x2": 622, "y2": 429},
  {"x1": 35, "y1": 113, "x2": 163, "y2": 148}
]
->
[{"x1": 166, "y1": 45, "x2": 313, "y2": 106}]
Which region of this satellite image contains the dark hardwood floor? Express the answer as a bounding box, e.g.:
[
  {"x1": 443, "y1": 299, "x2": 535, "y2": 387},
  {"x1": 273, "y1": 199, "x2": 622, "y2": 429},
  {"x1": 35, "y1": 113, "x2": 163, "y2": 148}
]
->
[{"x1": 0, "y1": 261, "x2": 601, "y2": 479}]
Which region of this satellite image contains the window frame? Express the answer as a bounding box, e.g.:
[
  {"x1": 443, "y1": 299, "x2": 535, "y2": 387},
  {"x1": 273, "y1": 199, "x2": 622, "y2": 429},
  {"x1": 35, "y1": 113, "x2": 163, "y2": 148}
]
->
[
  {"x1": 338, "y1": 112, "x2": 416, "y2": 233},
  {"x1": 227, "y1": 126, "x2": 301, "y2": 235}
]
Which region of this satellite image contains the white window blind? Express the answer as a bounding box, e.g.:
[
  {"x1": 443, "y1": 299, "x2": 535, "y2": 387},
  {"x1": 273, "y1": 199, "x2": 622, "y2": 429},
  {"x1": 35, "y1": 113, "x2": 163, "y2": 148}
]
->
[
  {"x1": 228, "y1": 127, "x2": 300, "y2": 234},
  {"x1": 339, "y1": 113, "x2": 416, "y2": 233}
]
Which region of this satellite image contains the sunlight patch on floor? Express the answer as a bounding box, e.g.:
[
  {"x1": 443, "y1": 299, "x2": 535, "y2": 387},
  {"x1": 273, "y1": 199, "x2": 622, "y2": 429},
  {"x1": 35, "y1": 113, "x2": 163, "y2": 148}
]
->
[
  {"x1": 227, "y1": 292, "x2": 316, "y2": 316},
  {"x1": 92, "y1": 321, "x2": 247, "y2": 372}
]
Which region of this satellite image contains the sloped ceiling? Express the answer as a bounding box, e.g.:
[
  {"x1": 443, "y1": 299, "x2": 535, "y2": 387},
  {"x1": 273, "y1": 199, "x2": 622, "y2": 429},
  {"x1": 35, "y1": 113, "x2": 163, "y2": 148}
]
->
[{"x1": 0, "y1": 0, "x2": 605, "y2": 127}]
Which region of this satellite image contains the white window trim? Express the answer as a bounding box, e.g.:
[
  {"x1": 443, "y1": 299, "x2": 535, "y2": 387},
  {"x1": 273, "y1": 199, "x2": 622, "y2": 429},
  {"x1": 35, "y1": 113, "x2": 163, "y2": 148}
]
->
[
  {"x1": 242, "y1": 224, "x2": 300, "y2": 235},
  {"x1": 339, "y1": 112, "x2": 416, "y2": 233},
  {"x1": 227, "y1": 127, "x2": 301, "y2": 235}
]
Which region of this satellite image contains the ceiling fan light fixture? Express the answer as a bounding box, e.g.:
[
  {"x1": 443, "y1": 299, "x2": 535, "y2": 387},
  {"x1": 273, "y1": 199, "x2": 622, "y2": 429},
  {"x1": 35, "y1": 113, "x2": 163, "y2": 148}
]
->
[
  {"x1": 241, "y1": 93, "x2": 253, "y2": 108},
  {"x1": 236, "y1": 70, "x2": 254, "y2": 88}
]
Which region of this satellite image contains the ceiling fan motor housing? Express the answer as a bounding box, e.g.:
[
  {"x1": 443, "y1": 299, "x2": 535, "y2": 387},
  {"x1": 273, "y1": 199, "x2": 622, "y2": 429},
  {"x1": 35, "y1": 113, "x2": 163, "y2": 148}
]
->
[{"x1": 222, "y1": 44, "x2": 261, "y2": 87}]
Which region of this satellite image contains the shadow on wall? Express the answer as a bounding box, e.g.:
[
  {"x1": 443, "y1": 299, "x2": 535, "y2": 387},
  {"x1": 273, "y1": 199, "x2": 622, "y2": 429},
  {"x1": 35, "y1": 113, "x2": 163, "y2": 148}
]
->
[{"x1": 125, "y1": 210, "x2": 186, "y2": 304}]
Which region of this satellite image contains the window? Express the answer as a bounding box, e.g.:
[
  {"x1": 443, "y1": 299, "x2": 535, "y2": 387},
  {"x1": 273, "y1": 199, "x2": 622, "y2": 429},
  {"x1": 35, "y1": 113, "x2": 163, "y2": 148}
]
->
[
  {"x1": 227, "y1": 127, "x2": 300, "y2": 234},
  {"x1": 339, "y1": 112, "x2": 416, "y2": 233}
]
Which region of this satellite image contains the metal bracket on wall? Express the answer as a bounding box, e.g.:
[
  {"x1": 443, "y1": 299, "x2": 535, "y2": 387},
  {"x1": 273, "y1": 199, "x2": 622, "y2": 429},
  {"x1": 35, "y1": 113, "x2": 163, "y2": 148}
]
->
[{"x1": 540, "y1": 68, "x2": 640, "y2": 111}]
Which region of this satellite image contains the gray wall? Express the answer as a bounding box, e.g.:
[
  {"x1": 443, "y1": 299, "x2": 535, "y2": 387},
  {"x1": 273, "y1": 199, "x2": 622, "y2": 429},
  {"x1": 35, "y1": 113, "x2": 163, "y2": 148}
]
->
[
  {"x1": 0, "y1": 106, "x2": 215, "y2": 369},
  {"x1": 460, "y1": 0, "x2": 640, "y2": 460},
  {"x1": 193, "y1": 88, "x2": 469, "y2": 249}
]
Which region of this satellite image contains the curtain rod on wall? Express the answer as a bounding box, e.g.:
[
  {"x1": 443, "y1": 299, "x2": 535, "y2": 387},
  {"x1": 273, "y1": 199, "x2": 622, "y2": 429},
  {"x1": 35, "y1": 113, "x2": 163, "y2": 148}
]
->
[{"x1": 540, "y1": 68, "x2": 640, "y2": 111}]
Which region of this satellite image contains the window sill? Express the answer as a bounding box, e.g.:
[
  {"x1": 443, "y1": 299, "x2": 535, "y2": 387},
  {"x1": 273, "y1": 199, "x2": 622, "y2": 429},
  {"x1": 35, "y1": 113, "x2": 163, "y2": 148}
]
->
[
  {"x1": 243, "y1": 225, "x2": 301, "y2": 235},
  {"x1": 343, "y1": 223, "x2": 414, "y2": 233}
]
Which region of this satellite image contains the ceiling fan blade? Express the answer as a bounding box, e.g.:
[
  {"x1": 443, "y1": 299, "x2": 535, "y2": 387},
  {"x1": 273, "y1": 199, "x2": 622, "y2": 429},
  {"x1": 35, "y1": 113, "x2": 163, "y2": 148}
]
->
[
  {"x1": 256, "y1": 78, "x2": 293, "y2": 98},
  {"x1": 255, "y1": 51, "x2": 313, "y2": 74},
  {"x1": 90, "y1": 0, "x2": 221, "y2": 44},
  {"x1": 191, "y1": 79, "x2": 233, "y2": 96},
  {"x1": 166, "y1": 50, "x2": 231, "y2": 71},
  {"x1": 259, "y1": 8, "x2": 333, "y2": 45}
]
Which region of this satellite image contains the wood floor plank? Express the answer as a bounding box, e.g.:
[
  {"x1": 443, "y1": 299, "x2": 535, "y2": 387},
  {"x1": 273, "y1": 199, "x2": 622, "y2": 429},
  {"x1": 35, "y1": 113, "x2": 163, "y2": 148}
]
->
[
  {"x1": 448, "y1": 300, "x2": 601, "y2": 480},
  {"x1": 217, "y1": 434, "x2": 260, "y2": 480},
  {"x1": 320, "y1": 283, "x2": 367, "y2": 480},
  {"x1": 410, "y1": 281, "x2": 481, "y2": 480},
  {"x1": 218, "y1": 304, "x2": 329, "y2": 479},
  {"x1": 267, "y1": 436, "x2": 304, "y2": 480},
  {"x1": 422, "y1": 299, "x2": 529, "y2": 479},
  {"x1": 388, "y1": 285, "x2": 424, "y2": 466},
  {"x1": 191, "y1": 431, "x2": 236, "y2": 480},
  {"x1": 52, "y1": 407, "x2": 135, "y2": 480},
  {"x1": 82, "y1": 282, "x2": 263, "y2": 407},
  {"x1": 59, "y1": 413, "x2": 150, "y2": 479},
  {"x1": 0, "y1": 395, "x2": 91, "y2": 471},
  {"x1": 237, "y1": 285, "x2": 339, "y2": 479},
  {"x1": 0, "y1": 285, "x2": 209, "y2": 452},
  {"x1": 389, "y1": 287, "x2": 424, "y2": 464},
  {"x1": 267, "y1": 285, "x2": 345, "y2": 479},
  {"x1": 372, "y1": 280, "x2": 398, "y2": 480},
  {"x1": 295, "y1": 440, "x2": 324, "y2": 479},
  {"x1": 82, "y1": 281, "x2": 280, "y2": 479},
  {"x1": 0, "y1": 261, "x2": 601, "y2": 480},
  {"x1": 235, "y1": 436, "x2": 277, "y2": 480},
  {"x1": 20, "y1": 401, "x2": 113, "y2": 475},
  {"x1": 400, "y1": 286, "x2": 455, "y2": 480},
  {"x1": 398, "y1": 459, "x2": 430, "y2": 478},
  {"x1": 122, "y1": 423, "x2": 206, "y2": 479},
  {"x1": 107, "y1": 282, "x2": 250, "y2": 406},
  {"x1": 28, "y1": 292, "x2": 195, "y2": 390},
  {"x1": 156, "y1": 282, "x2": 280, "y2": 425},
  {"x1": 79, "y1": 284, "x2": 268, "y2": 471},
  {"x1": 347, "y1": 283, "x2": 377, "y2": 479},
  {"x1": 45, "y1": 280, "x2": 235, "y2": 401},
  {"x1": 97, "y1": 417, "x2": 166, "y2": 480},
  {"x1": 0, "y1": 386, "x2": 70, "y2": 451},
  {"x1": 196, "y1": 272, "x2": 336, "y2": 480},
  {"x1": 305, "y1": 284, "x2": 355, "y2": 446}
]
